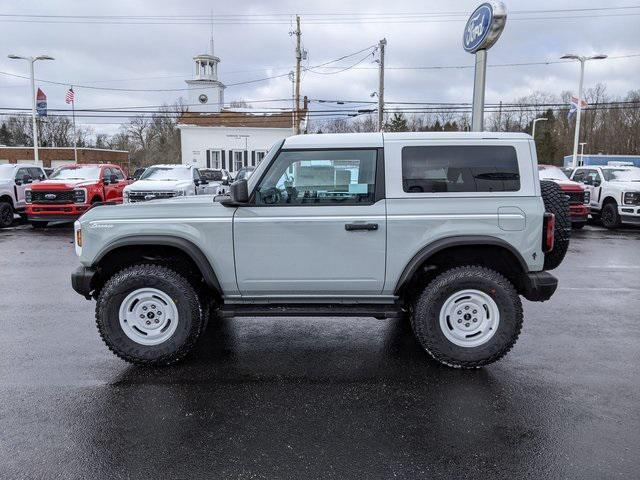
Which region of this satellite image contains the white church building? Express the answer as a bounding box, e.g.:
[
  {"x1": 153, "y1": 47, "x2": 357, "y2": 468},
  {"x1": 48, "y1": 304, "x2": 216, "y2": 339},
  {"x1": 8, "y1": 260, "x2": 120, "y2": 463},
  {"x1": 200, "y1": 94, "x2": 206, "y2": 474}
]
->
[{"x1": 178, "y1": 44, "x2": 304, "y2": 173}]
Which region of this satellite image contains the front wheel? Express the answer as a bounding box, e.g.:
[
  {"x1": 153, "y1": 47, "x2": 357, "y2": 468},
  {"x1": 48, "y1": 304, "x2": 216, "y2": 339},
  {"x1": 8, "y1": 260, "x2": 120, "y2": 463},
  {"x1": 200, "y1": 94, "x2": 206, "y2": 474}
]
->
[
  {"x1": 601, "y1": 202, "x2": 621, "y2": 229},
  {"x1": 0, "y1": 202, "x2": 14, "y2": 228},
  {"x1": 410, "y1": 266, "x2": 523, "y2": 369},
  {"x1": 96, "y1": 264, "x2": 204, "y2": 365}
]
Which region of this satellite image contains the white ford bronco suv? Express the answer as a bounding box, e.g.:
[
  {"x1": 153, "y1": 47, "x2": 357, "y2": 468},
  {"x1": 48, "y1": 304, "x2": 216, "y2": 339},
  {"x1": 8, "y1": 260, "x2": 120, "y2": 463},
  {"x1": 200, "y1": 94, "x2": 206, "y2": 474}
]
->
[{"x1": 71, "y1": 132, "x2": 569, "y2": 369}]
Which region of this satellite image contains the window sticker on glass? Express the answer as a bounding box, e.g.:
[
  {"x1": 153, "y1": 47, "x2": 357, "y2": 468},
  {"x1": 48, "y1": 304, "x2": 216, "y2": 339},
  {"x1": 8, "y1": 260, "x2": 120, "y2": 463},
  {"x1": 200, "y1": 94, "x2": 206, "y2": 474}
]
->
[{"x1": 348, "y1": 183, "x2": 368, "y2": 194}]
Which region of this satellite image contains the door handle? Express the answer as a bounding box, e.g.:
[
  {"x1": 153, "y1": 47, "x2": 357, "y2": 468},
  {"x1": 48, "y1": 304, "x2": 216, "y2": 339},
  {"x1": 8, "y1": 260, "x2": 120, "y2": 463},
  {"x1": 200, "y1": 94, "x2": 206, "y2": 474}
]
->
[{"x1": 345, "y1": 223, "x2": 378, "y2": 231}]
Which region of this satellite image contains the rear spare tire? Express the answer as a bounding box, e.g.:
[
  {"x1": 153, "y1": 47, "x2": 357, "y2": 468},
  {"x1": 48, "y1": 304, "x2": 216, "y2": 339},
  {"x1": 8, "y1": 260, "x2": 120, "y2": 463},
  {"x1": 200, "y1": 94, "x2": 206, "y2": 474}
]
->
[
  {"x1": 96, "y1": 264, "x2": 204, "y2": 365},
  {"x1": 540, "y1": 180, "x2": 570, "y2": 270}
]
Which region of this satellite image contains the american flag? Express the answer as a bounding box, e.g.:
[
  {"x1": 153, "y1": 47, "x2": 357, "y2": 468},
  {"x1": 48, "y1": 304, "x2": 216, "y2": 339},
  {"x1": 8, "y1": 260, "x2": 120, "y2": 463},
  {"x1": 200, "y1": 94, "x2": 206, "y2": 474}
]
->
[{"x1": 65, "y1": 87, "x2": 75, "y2": 104}]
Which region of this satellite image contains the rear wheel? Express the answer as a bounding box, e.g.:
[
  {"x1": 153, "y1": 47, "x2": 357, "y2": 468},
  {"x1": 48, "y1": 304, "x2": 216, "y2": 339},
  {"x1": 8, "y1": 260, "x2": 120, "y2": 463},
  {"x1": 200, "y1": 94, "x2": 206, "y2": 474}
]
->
[
  {"x1": 540, "y1": 180, "x2": 570, "y2": 270},
  {"x1": 0, "y1": 202, "x2": 14, "y2": 228},
  {"x1": 601, "y1": 201, "x2": 621, "y2": 229},
  {"x1": 410, "y1": 266, "x2": 523, "y2": 369},
  {"x1": 96, "y1": 264, "x2": 204, "y2": 365}
]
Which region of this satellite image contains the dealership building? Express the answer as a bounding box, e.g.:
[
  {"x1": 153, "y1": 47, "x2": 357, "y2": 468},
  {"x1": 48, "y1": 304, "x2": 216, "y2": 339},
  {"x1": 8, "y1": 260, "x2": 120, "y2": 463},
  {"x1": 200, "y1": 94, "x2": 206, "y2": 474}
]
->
[
  {"x1": 0, "y1": 146, "x2": 129, "y2": 169},
  {"x1": 563, "y1": 154, "x2": 640, "y2": 168}
]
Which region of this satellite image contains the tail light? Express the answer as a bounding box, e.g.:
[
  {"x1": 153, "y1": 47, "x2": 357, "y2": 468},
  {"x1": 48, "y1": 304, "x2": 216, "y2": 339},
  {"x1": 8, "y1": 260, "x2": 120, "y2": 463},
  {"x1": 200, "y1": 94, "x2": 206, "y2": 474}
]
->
[{"x1": 542, "y1": 212, "x2": 555, "y2": 252}]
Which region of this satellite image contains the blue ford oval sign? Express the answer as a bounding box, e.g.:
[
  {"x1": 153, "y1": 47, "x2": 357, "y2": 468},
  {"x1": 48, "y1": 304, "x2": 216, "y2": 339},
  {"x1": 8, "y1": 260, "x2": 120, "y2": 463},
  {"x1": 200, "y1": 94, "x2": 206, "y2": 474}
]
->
[{"x1": 463, "y1": 2, "x2": 507, "y2": 53}]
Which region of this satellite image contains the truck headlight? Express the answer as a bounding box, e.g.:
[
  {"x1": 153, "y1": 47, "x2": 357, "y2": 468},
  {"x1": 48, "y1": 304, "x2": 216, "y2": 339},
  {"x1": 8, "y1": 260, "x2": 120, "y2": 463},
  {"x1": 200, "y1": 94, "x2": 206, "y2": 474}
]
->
[
  {"x1": 25, "y1": 189, "x2": 32, "y2": 204},
  {"x1": 623, "y1": 192, "x2": 640, "y2": 205},
  {"x1": 73, "y1": 188, "x2": 87, "y2": 204},
  {"x1": 583, "y1": 190, "x2": 590, "y2": 205}
]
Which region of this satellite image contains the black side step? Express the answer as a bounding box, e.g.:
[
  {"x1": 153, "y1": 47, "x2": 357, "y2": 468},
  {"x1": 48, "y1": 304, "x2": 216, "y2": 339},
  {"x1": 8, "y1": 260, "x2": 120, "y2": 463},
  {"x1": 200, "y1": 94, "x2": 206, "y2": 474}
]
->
[{"x1": 219, "y1": 303, "x2": 403, "y2": 320}]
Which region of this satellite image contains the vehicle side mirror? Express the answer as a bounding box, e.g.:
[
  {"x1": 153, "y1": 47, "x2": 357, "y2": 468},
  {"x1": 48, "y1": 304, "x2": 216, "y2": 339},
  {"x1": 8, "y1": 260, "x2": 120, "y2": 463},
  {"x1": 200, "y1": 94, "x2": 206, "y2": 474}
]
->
[
  {"x1": 19, "y1": 174, "x2": 32, "y2": 185},
  {"x1": 230, "y1": 179, "x2": 249, "y2": 203},
  {"x1": 582, "y1": 178, "x2": 592, "y2": 186},
  {"x1": 593, "y1": 180, "x2": 601, "y2": 187},
  {"x1": 222, "y1": 178, "x2": 230, "y2": 186},
  {"x1": 109, "y1": 174, "x2": 118, "y2": 184}
]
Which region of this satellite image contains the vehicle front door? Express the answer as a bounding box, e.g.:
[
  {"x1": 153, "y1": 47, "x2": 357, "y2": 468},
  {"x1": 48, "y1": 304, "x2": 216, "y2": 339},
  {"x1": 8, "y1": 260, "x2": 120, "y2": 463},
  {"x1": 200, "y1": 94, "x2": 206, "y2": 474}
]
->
[
  {"x1": 233, "y1": 148, "x2": 386, "y2": 297},
  {"x1": 102, "y1": 168, "x2": 121, "y2": 202},
  {"x1": 14, "y1": 167, "x2": 32, "y2": 209},
  {"x1": 582, "y1": 169, "x2": 602, "y2": 208}
]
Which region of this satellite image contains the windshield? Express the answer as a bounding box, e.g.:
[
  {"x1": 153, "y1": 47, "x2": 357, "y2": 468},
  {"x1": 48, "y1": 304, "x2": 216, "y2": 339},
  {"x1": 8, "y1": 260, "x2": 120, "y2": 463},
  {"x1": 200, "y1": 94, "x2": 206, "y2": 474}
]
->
[
  {"x1": 200, "y1": 170, "x2": 223, "y2": 181},
  {"x1": 538, "y1": 166, "x2": 569, "y2": 181},
  {"x1": 140, "y1": 167, "x2": 192, "y2": 181},
  {"x1": 248, "y1": 140, "x2": 285, "y2": 193},
  {"x1": 50, "y1": 166, "x2": 101, "y2": 180},
  {"x1": 0, "y1": 165, "x2": 15, "y2": 180},
  {"x1": 236, "y1": 167, "x2": 255, "y2": 181},
  {"x1": 602, "y1": 168, "x2": 640, "y2": 182}
]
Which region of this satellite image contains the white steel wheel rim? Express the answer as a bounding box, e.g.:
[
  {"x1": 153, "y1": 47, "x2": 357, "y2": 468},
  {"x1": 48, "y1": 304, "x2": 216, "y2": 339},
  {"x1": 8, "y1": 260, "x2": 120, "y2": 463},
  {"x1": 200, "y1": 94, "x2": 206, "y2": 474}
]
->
[
  {"x1": 439, "y1": 289, "x2": 500, "y2": 348},
  {"x1": 119, "y1": 288, "x2": 179, "y2": 346}
]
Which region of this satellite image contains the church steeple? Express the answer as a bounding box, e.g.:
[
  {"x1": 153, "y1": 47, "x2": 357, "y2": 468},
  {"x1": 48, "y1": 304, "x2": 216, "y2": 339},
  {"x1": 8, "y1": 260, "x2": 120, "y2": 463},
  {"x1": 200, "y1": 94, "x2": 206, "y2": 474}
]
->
[{"x1": 185, "y1": 29, "x2": 225, "y2": 113}]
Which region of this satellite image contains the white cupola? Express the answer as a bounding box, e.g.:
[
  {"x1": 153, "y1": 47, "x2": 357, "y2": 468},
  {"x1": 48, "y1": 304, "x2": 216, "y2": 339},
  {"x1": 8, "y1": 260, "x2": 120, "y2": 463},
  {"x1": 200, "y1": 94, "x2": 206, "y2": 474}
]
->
[{"x1": 185, "y1": 38, "x2": 225, "y2": 113}]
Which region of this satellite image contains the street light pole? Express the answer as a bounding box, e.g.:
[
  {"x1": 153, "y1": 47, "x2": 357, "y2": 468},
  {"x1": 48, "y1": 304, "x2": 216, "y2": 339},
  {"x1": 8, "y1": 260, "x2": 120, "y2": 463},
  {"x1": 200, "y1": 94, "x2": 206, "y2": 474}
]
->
[
  {"x1": 531, "y1": 117, "x2": 548, "y2": 140},
  {"x1": 8, "y1": 54, "x2": 55, "y2": 167},
  {"x1": 561, "y1": 53, "x2": 607, "y2": 169}
]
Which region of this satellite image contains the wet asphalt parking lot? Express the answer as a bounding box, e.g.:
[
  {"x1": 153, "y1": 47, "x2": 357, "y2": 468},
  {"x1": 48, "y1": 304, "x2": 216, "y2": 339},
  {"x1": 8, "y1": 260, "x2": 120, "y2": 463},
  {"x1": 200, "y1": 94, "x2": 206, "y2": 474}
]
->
[{"x1": 1, "y1": 222, "x2": 639, "y2": 479}]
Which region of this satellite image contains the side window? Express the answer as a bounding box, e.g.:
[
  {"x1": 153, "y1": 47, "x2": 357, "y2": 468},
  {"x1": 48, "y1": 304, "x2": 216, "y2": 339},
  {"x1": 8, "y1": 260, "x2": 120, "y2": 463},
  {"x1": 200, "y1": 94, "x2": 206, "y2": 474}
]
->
[
  {"x1": 254, "y1": 149, "x2": 377, "y2": 206},
  {"x1": 402, "y1": 145, "x2": 520, "y2": 193},
  {"x1": 28, "y1": 167, "x2": 44, "y2": 180},
  {"x1": 584, "y1": 170, "x2": 599, "y2": 185},
  {"x1": 113, "y1": 168, "x2": 125, "y2": 181},
  {"x1": 193, "y1": 168, "x2": 201, "y2": 180},
  {"x1": 15, "y1": 168, "x2": 30, "y2": 181},
  {"x1": 572, "y1": 170, "x2": 585, "y2": 183}
]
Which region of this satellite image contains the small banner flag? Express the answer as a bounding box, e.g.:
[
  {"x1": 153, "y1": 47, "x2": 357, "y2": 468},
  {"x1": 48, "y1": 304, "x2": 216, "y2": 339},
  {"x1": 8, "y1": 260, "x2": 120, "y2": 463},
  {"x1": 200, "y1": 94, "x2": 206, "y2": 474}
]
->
[
  {"x1": 36, "y1": 88, "x2": 47, "y2": 117},
  {"x1": 568, "y1": 95, "x2": 588, "y2": 119},
  {"x1": 65, "y1": 87, "x2": 75, "y2": 104}
]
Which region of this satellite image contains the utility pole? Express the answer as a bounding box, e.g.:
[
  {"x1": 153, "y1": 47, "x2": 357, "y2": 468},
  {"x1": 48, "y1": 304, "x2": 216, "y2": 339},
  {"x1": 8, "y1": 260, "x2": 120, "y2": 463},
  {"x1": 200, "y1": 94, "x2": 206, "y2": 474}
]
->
[
  {"x1": 294, "y1": 15, "x2": 302, "y2": 135},
  {"x1": 377, "y1": 38, "x2": 386, "y2": 131}
]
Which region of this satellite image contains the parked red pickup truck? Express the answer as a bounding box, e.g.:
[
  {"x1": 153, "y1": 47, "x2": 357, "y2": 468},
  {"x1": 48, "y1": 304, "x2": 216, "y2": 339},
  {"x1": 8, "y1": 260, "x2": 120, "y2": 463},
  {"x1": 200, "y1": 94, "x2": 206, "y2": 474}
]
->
[
  {"x1": 538, "y1": 164, "x2": 589, "y2": 229},
  {"x1": 25, "y1": 164, "x2": 130, "y2": 228}
]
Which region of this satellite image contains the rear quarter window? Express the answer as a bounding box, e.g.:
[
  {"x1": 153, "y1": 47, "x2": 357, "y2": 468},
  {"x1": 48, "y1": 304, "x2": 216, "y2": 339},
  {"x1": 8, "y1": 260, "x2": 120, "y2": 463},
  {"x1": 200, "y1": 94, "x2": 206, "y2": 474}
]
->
[{"x1": 401, "y1": 145, "x2": 520, "y2": 193}]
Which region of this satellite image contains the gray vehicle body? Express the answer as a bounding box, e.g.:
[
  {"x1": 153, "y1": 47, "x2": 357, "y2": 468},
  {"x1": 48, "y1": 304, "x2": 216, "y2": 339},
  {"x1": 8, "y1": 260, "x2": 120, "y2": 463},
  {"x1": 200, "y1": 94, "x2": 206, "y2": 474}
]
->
[{"x1": 73, "y1": 132, "x2": 551, "y2": 304}]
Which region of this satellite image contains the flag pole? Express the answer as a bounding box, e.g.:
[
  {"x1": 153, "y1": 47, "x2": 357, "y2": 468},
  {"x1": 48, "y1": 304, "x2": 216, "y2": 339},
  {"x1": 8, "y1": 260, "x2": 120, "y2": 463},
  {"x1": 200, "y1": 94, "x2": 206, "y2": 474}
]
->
[{"x1": 71, "y1": 86, "x2": 77, "y2": 163}]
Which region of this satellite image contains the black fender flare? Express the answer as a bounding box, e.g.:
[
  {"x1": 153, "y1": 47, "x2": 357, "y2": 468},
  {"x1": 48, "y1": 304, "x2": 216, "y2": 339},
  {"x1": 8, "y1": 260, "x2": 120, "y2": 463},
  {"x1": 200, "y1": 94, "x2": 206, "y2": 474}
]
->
[
  {"x1": 394, "y1": 235, "x2": 529, "y2": 294},
  {"x1": 94, "y1": 235, "x2": 223, "y2": 294}
]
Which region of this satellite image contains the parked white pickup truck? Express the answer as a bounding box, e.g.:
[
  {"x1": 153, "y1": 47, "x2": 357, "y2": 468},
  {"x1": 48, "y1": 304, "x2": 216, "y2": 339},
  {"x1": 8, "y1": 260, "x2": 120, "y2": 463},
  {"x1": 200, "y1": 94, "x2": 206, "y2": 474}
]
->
[
  {"x1": 571, "y1": 165, "x2": 640, "y2": 228},
  {"x1": 123, "y1": 164, "x2": 215, "y2": 203},
  {"x1": 0, "y1": 163, "x2": 47, "y2": 228}
]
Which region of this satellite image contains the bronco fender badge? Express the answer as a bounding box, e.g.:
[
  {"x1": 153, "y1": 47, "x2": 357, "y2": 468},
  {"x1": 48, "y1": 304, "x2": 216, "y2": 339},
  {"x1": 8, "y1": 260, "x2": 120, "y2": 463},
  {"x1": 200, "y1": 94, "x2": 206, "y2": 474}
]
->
[{"x1": 89, "y1": 223, "x2": 114, "y2": 229}]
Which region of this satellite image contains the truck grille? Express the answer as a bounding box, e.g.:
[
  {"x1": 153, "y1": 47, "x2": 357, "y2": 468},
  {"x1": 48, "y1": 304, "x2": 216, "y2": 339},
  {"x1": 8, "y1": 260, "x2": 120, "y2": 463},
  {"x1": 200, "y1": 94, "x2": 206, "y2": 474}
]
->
[
  {"x1": 30, "y1": 190, "x2": 75, "y2": 203},
  {"x1": 566, "y1": 191, "x2": 586, "y2": 204},
  {"x1": 127, "y1": 191, "x2": 177, "y2": 203}
]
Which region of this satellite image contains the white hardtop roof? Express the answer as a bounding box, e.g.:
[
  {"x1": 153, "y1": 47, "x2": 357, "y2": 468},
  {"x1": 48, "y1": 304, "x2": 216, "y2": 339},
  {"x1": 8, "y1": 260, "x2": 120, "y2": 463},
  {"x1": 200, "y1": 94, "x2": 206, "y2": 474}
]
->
[
  {"x1": 0, "y1": 163, "x2": 42, "y2": 169},
  {"x1": 283, "y1": 131, "x2": 532, "y2": 149},
  {"x1": 147, "y1": 164, "x2": 192, "y2": 169}
]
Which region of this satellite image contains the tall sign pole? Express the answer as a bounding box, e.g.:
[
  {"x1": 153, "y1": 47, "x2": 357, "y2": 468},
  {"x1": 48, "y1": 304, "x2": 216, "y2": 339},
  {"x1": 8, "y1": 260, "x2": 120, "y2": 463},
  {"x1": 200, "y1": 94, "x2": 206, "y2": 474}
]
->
[
  {"x1": 377, "y1": 38, "x2": 386, "y2": 131},
  {"x1": 294, "y1": 15, "x2": 302, "y2": 135},
  {"x1": 463, "y1": 2, "x2": 507, "y2": 132}
]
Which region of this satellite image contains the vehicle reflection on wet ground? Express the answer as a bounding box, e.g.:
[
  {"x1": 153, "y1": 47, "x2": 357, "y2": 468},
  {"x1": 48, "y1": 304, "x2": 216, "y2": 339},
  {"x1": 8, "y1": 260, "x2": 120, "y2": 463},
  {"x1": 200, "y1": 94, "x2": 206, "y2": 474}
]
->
[{"x1": 0, "y1": 223, "x2": 638, "y2": 479}]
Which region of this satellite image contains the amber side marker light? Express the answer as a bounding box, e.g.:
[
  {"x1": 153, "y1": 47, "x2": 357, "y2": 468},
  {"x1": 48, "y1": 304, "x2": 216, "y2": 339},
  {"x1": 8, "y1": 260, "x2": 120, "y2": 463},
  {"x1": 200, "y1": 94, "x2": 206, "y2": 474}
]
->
[{"x1": 76, "y1": 229, "x2": 82, "y2": 247}]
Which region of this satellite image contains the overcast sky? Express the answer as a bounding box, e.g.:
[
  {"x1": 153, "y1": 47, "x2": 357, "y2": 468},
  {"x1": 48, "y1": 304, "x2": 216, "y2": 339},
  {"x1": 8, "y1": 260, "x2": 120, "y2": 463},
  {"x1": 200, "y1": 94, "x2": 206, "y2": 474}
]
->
[{"x1": 0, "y1": 0, "x2": 638, "y2": 135}]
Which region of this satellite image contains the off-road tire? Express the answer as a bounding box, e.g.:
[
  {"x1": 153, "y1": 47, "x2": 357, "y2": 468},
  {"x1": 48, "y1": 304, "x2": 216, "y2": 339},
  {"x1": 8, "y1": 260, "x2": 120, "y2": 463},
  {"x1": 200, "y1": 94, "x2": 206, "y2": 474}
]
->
[
  {"x1": 96, "y1": 264, "x2": 204, "y2": 366},
  {"x1": 30, "y1": 221, "x2": 48, "y2": 229},
  {"x1": 410, "y1": 266, "x2": 523, "y2": 369},
  {"x1": 540, "y1": 180, "x2": 570, "y2": 270},
  {"x1": 0, "y1": 202, "x2": 13, "y2": 228},
  {"x1": 601, "y1": 201, "x2": 621, "y2": 229}
]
